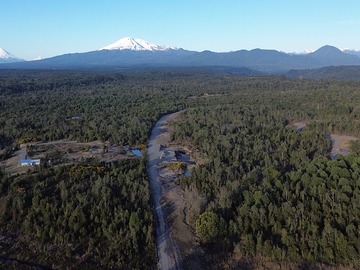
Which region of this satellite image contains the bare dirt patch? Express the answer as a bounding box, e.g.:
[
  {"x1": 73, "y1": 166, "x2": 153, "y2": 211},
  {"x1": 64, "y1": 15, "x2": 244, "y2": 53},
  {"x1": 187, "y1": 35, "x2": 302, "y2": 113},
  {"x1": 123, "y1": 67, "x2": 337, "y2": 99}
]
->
[
  {"x1": 289, "y1": 121, "x2": 308, "y2": 132},
  {"x1": 1, "y1": 145, "x2": 28, "y2": 174},
  {"x1": 330, "y1": 134, "x2": 359, "y2": 157}
]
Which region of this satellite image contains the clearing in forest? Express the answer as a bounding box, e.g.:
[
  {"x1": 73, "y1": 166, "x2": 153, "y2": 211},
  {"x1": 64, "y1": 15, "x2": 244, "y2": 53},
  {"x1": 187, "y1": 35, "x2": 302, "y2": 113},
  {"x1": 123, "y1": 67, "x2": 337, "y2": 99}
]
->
[
  {"x1": 1, "y1": 140, "x2": 142, "y2": 174},
  {"x1": 289, "y1": 121, "x2": 359, "y2": 158},
  {"x1": 330, "y1": 134, "x2": 359, "y2": 158}
]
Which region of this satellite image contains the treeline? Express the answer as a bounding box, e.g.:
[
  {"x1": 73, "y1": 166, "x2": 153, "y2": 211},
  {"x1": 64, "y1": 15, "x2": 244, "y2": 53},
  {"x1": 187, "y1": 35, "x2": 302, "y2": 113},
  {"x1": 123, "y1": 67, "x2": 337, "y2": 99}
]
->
[{"x1": 0, "y1": 159, "x2": 155, "y2": 269}]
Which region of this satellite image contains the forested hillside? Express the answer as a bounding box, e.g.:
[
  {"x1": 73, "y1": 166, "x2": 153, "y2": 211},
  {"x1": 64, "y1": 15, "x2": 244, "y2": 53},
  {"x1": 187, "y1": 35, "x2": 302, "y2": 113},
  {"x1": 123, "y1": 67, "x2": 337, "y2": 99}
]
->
[
  {"x1": 287, "y1": 66, "x2": 360, "y2": 81},
  {"x1": 1, "y1": 70, "x2": 360, "y2": 269}
]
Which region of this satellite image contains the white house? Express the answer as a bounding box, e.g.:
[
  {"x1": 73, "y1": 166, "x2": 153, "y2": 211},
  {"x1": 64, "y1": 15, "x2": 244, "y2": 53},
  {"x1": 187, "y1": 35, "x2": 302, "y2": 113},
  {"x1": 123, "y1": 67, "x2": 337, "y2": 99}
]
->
[{"x1": 20, "y1": 159, "x2": 41, "y2": 166}]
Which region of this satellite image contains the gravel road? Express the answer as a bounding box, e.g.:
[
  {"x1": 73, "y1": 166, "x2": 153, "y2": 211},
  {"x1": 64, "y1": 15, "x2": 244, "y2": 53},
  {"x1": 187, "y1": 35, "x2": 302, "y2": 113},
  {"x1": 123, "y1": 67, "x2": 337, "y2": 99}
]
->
[{"x1": 147, "y1": 113, "x2": 182, "y2": 270}]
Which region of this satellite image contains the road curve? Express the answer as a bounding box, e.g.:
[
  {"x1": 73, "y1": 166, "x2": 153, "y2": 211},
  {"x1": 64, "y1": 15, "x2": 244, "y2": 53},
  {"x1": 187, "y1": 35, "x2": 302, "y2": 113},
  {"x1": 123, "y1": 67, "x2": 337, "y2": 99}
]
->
[{"x1": 147, "y1": 113, "x2": 182, "y2": 270}]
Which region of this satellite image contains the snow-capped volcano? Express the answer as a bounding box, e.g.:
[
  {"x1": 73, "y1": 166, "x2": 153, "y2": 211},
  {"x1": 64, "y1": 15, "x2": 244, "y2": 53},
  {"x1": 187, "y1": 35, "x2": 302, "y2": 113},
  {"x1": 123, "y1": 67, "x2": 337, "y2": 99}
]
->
[
  {"x1": 99, "y1": 37, "x2": 177, "y2": 51},
  {"x1": 0, "y1": 48, "x2": 23, "y2": 63},
  {"x1": 0, "y1": 48, "x2": 16, "y2": 59}
]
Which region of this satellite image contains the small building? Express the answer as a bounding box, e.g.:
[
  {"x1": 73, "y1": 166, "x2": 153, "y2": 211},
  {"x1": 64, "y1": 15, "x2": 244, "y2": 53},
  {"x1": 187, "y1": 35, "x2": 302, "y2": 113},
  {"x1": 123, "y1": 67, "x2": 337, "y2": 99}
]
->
[{"x1": 20, "y1": 159, "x2": 41, "y2": 166}]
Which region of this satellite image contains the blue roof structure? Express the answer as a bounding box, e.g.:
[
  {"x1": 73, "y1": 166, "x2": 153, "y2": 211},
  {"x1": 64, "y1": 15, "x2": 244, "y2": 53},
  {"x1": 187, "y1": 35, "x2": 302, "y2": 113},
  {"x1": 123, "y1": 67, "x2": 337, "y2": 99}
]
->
[
  {"x1": 131, "y1": 149, "x2": 142, "y2": 156},
  {"x1": 20, "y1": 159, "x2": 41, "y2": 166}
]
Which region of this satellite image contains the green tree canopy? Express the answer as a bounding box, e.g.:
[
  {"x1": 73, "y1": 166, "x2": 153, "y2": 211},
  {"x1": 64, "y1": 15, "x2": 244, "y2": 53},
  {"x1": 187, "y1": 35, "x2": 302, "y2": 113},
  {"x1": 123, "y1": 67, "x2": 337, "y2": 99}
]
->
[{"x1": 195, "y1": 211, "x2": 226, "y2": 243}]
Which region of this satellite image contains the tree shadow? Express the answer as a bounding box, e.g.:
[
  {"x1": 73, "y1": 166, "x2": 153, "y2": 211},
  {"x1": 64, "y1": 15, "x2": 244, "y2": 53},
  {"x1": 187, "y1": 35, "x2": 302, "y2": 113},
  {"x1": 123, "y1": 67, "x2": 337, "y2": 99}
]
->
[
  {"x1": 163, "y1": 200, "x2": 177, "y2": 227},
  {"x1": 181, "y1": 247, "x2": 212, "y2": 270},
  {"x1": 233, "y1": 257, "x2": 256, "y2": 270},
  {"x1": 297, "y1": 261, "x2": 321, "y2": 270}
]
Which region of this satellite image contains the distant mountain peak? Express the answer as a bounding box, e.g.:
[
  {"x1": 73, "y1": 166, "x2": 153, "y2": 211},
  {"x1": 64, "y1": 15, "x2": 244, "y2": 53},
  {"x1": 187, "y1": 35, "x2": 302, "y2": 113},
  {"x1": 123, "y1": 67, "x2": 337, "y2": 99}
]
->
[
  {"x1": 99, "y1": 37, "x2": 178, "y2": 51},
  {"x1": 0, "y1": 48, "x2": 16, "y2": 59},
  {"x1": 307, "y1": 45, "x2": 360, "y2": 66},
  {"x1": 311, "y1": 45, "x2": 343, "y2": 56},
  {"x1": 0, "y1": 48, "x2": 23, "y2": 63}
]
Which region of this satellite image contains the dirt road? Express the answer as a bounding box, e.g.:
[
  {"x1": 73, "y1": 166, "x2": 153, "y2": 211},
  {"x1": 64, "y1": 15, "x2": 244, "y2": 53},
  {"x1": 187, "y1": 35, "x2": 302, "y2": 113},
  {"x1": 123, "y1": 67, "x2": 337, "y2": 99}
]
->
[{"x1": 147, "y1": 113, "x2": 182, "y2": 270}]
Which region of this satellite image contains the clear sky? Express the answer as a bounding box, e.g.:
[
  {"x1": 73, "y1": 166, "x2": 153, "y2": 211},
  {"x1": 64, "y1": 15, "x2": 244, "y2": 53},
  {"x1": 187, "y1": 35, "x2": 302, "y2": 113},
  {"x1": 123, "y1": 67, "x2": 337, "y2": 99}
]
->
[{"x1": 2, "y1": 0, "x2": 360, "y2": 60}]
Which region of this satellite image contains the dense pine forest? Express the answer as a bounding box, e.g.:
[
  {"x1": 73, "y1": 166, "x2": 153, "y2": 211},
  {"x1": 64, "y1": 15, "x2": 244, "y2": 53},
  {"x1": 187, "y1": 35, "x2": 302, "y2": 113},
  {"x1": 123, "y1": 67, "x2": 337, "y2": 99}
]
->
[
  {"x1": 0, "y1": 69, "x2": 360, "y2": 269},
  {"x1": 0, "y1": 160, "x2": 154, "y2": 269},
  {"x1": 172, "y1": 78, "x2": 360, "y2": 268}
]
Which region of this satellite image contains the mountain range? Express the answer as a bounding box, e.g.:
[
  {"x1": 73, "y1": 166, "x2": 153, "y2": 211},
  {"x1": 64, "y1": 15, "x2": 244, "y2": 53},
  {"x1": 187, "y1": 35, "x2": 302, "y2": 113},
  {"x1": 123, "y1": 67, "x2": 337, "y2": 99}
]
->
[
  {"x1": 343, "y1": 49, "x2": 360, "y2": 58},
  {"x1": 1, "y1": 37, "x2": 360, "y2": 73}
]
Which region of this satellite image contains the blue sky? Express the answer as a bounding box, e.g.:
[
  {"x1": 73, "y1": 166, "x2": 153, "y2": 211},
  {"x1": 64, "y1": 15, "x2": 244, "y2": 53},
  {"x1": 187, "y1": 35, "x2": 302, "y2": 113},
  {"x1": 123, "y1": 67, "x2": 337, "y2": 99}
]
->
[{"x1": 2, "y1": 0, "x2": 360, "y2": 60}]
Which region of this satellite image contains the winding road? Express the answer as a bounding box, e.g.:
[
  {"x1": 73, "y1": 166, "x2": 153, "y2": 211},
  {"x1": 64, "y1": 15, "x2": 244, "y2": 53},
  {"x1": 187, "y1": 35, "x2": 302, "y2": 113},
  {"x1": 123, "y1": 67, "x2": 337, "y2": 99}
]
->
[{"x1": 147, "y1": 113, "x2": 182, "y2": 270}]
